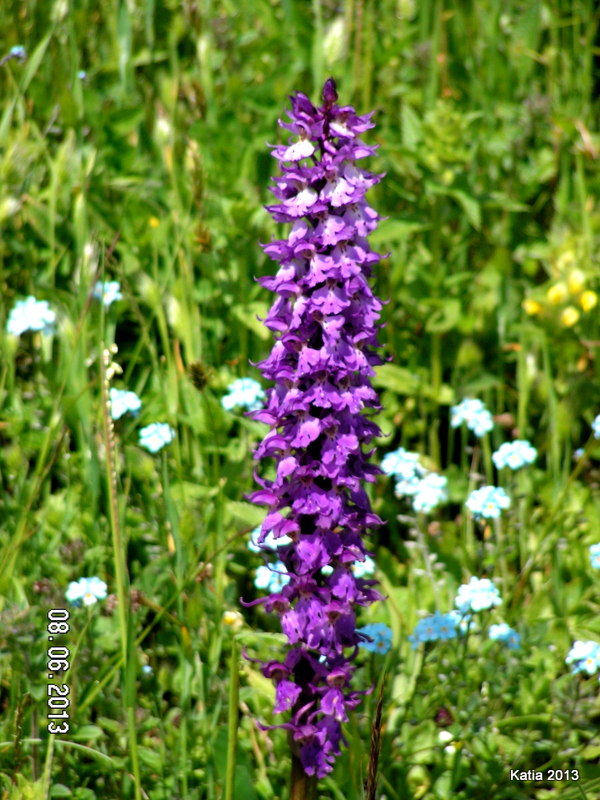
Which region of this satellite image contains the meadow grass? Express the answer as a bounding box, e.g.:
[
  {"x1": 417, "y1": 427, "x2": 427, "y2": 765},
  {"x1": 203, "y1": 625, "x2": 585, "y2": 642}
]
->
[{"x1": 1, "y1": 1, "x2": 600, "y2": 798}]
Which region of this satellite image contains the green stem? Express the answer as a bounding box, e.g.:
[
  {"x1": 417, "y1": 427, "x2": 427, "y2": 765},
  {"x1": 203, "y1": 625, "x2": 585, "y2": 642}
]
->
[
  {"x1": 429, "y1": 332, "x2": 442, "y2": 468},
  {"x1": 290, "y1": 751, "x2": 318, "y2": 800},
  {"x1": 494, "y1": 516, "x2": 508, "y2": 593},
  {"x1": 224, "y1": 638, "x2": 240, "y2": 800},
  {"x1": 100, "y1": 344, "x2": 141, "y2": 800}
]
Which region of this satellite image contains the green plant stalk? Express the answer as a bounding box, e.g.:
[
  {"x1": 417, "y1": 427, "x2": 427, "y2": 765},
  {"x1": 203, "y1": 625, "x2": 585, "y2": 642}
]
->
[
  {"x1": 510, "y1": 431, "x2": 598, "y2": 610},
  {"x1": 100, "y1": 343, "x2": 142, "y2": 800},
  {"x1": 0, "y1": 239, "x2": 118, "y2": 596},
  {"x1": 517, "y1": 329, "x2": 530, "y2": 441},
  {"x1": 574, "y1": 152, "x2": 592, "y2": 271},
  {"x1": 311, "y1": 0, "x2": 324, "y2": 94},
  {"x1": 481, "y1": 432, "x2": 493, "y2": 485},
  {"x1": 540, "y1": 332, "x2": 560, "y2": 486},
  {"x1": 352, "y1": 0, "x2": 364, "y2": 101},
  {"x1": 517, "y1": 468, "x2": 527, "y2": 572},
  {"x1": 77, "y1": 525, "x2": 248, "y2": 715},
  {"x1": 290, "y1": 752, "x2": 317, "y2": 800},
  {"x1": 224, "y1": 638, "x2": 240, "y2": 800},
  {"x1": 425, "y1": 0, "x2": 442, "y2": 108},
  {"x1": 160, "y1": 451, "x2": 190, "y2": 800},
  {"x1": 464, "y1": 443, "x2": 480, "y2": 571},
  {"x1": 40, "y1": 730, "x2": 54, "y2": 800},
  {"x1": 493, "y1": 516, "x2": 508, "y2": 593},
  {"x1": 429, "y1": 332, "x2": 442, "y2": 468},
  {"x1": 360, "y1": 0, "x2": 374, "y2": 112},
  {"x1": 416, "y1": 515, "x2": 440, "y2": 605}
]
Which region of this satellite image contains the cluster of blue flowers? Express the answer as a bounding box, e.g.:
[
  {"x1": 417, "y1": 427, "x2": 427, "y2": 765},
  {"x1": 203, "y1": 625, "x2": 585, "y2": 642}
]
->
[
  {"x1": 93, "y1": 280, "x2": 123, "y2": 307},
  {"x1": 492, "y1": 440, "x2": 537, "y2": 470},
  {"x1": 408, "y1": 577, "x2": 519, "y2": 651},
  {"x1": 65, "y1": 576, "x2": 107, "y2": 606},
  {"x1": 590, "y1": 543, "x2": 600, "y2": 570},
  {"x1": 221, "y1": 377, "x2": 266, "y2": 411},
  {"x1": 108, "y1": 387, "x2": 173, "y2": 454},
  {"x1": 565, "y1": 641, "x2": 600, "y2": 677},
  {"x1": 6, "y1": 290, "x2": 177, "y2": 459},
  {"x1": 110, "y1": 388, "x2": 142, "y2": 420},
  {"x1": 6, "y1": 283, "x2": 125, "y2": 339},
  {"x1": 139, "y1": 423, "x2": 175, "y2": 453},
  {"x1": 6, "y1": 297, "x2": 56, "y2": 336},
  {"x1": 466, "y1": 485, "x2": 510, "y2": 521},
  {"x1": 380, "y1": 401, "x2": 541, "y2": 523},
  {"x1": 450, "y1": 398, "x2": 493, "y2": 437},
  {"x1": 455, "y1": 576, "x2": 503, "y2": 612},
  {"x1": 593, "y1": 414, "x2": 600, "y2": 440},
  {"x1": 356, "y1": 623, "x2": 393, "y2": 654},
  {"x1": 489, "y1": 623, "x2": 521, "y2": 650},
  {"x1": 382, "y1": 447, "x2": 448, "y2": 514},
  {"x1": 408, "y1": 610, "x2": 462, "y2": 648}
]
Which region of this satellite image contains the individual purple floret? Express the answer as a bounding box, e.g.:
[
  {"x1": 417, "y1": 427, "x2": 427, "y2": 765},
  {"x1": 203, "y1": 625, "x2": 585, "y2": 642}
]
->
[{"x1": 243, "y1": 78, "x2": 386, "y2": 779}]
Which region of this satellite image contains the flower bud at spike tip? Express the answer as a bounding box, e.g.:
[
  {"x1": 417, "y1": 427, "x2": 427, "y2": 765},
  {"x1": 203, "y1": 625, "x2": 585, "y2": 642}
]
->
[
  {"x1": 322, "y1": 77, "x2": 338, "y2": 108},
  {"x1": 244, "y1": 80, "x2": 387, "y2": 781}
]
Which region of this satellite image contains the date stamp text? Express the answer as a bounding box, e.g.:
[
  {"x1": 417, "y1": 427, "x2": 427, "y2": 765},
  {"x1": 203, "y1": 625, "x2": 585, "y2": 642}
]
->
[{"x1": 46, "y1": 608, "x2": 71, "y2": 734}]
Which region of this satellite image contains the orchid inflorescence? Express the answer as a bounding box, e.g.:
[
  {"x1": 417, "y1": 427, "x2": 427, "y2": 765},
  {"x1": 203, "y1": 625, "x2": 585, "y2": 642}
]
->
[{"x1": 243, "y1": 78, "x2": 387, "y2": 778}]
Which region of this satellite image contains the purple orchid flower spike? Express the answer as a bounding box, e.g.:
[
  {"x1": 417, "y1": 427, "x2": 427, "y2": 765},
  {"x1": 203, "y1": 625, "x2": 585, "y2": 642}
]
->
[{"x1": 244, "y1": 79, "x2": 387, "y2": 786}]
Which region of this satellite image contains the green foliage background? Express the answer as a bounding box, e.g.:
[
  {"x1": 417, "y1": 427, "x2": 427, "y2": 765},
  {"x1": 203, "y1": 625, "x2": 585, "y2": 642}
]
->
[{"x1": 1, "y1": 1, "x2": 600, "y2": 798}]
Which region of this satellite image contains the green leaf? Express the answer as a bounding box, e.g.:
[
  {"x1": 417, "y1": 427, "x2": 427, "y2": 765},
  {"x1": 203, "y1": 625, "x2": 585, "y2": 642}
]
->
[
  {"x1": 424, "y1": 298, "x2": 461, "y2": 333},
  {"x1": 484, "y1": 192, "x2": 529, "y2": 213},
  {"x1": 50, "y1": 785, "x2": 72, "y2": 798},
  {"x1": 449, "y1": 188, "x2": 481, "y2": 230},
  {"x1": 370, "y1": 218, "x2": 428, "y2": 246},
  {"x1": 231, "y1": 302, "x2": 271, "y2": 341},
  {"x1": 107, "y1": 107, "x2": 145, "y2": 136},
  {"x1": 21, "y1": 32, "x2": 53, "y2": 93},
  {"x1": 70, "y1": 725, "x2": 104, "y2": 742},
  {"x1": 225, "y1": 500, "x2": 265, "y2": 528},
  {"x1": 426, "y1": 181, "x2": 482, "y2": 230},
  {"x1": 137, "y1": 746, "x2": 163, "y2": 772},
  {"x1": 401, "y1": 103, "x2": 422, "y2": 149},
  {"x1": 233, "y1": 766, "x2": 258, "y2": 800},
  {"x1": 372, "y1": 364, "x2": 420, "y2": 395}
]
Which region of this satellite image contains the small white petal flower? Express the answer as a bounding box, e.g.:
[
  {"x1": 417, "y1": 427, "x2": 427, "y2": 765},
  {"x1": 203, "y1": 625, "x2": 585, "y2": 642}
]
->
[
  {"x1": 6, "y1": 297, "x2": 56, "y2": 336},
  {"x1": 139, "y1": 422, "x2": 175, "y2": 453}
]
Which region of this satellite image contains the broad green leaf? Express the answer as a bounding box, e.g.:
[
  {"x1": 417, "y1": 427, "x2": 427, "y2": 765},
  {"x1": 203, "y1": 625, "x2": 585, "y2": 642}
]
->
[
  {"x1": 370, "y1": 218, "x2": 428, "y2": 246},
  {"x1": 424, "y1": 298, "x2": 461, "y2": 333},
  {"x1": 21, "y1": 32, "x2": 53, "y2": 92},
  {"x1": 137, "y1": 746, "x2": 163, "y2": 772},
  {"x1": 426, "y1": 181, "x2": 482, "y2": 229},
  {"x1": 226, "y1": 500, "x2": 265, "y2": 528},
  {"x1": 401, "y1": 103, "x2": 423, "y2": 149},
  {"x1": 70, "y1": 725, "x2": 104, "y2": 742},
  {"x1": 232, "y1": 302, "x2": 271, "y2": 341},
  {"x1": 373, "y1": 364, "x2": 420, "y2": 395}
]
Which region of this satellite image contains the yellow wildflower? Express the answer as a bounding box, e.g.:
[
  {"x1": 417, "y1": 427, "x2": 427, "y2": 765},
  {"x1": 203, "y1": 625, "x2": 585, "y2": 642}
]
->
[
  {"x1": 547, "y1": 282, "x2": 568, "y2": 305},
  {"x1": 522, "y1": 299, "x2": 542, "y2": 316},
  {"x1": 580, "y1": 290, "x2": 598, "y2": 312},
  {"x1": 149, "y1": 216, "x2": 160, "y2": 228},
  {"x1": 222, "y1": 610, "x2": 243, "y2": 630},
  {"x1": 556, "y1": 250, "x2": 575, "y2": 272},
  {"x1": 560, "y1": 306, "x2": 580, "y2": 327},
  {"x1": 568, "y1": 269, "x2": 586, "y2": 294}
]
